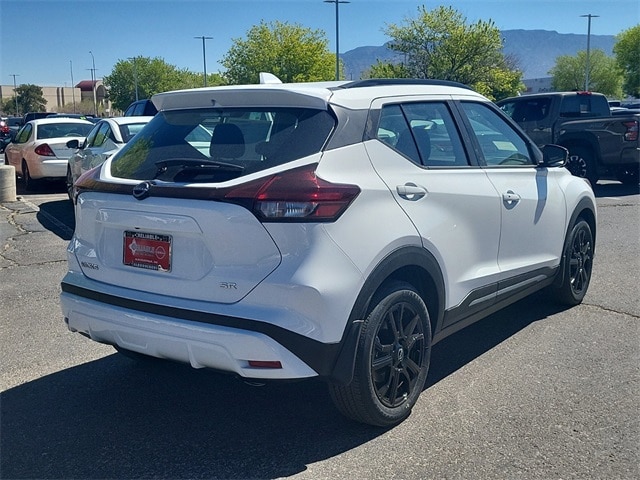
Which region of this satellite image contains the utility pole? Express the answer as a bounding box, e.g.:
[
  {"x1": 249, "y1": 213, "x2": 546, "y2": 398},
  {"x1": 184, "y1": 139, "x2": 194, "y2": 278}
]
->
[
  {"x1": 324, "y1": 0, "x2": 350, "y2": 81},
  {"x1": 89, "y1": 51, "x2": 97, "y2": 116},
  {"x1": 70, "y1": 61, "x2": 76, "y2": 113},
  {"x1": 194, "y1": 36, "x2": 213, "y2": 87},
  {"x1": 128, "y1": 57, "x2": 139, "y2": 101},
  {"x1": 580, "y1": 14, "x2": 599, "y2": 91},
  {"x1": 9, "y1": 74, "x2": 19, "y2": 115}
]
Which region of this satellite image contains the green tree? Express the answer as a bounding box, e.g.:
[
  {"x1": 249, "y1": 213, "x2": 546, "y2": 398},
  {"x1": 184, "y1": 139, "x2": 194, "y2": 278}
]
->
[
  {"x1": 549, "y1": 49, "x2": 623, "y2": 97},
  {"x1": 376, "y1": 6, "x2": 523, "y2": 100},
  {"x1": 221, "y1": 20, "x2": 336, "y2": 84},
  {"x1": 1, "y1": 98, "x2": 18, "y2": 115},
  {"x1": 2, "y1": 84, "x2": 47, "y2": 115},
  {"x1": 613, "y1": 25, "x2": 640, "y2": 97},
  {"x1": 104, "y1": 57, "x2": 224, "y2": 112},
  {"x1": 364, "y1": 60, "x2": 410, "y2": 79}
]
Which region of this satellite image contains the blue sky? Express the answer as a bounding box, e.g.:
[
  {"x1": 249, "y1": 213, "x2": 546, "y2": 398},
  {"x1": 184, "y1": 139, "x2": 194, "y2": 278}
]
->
[{"x1": 1, "y1": 0, "x2": 638, "y2": 87}]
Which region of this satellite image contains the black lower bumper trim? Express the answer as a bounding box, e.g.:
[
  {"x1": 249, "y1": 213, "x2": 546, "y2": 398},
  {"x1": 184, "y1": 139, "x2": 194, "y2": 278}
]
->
[{"x1": 61, "y1": 281, "x2": 343, "y2": 378}]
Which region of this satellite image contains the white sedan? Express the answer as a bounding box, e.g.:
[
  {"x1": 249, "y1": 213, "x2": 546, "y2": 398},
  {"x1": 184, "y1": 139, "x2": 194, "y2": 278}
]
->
[
  {"x1": 66, "y1": 116, "x2": 153, "y2": 199},
  {"x1": 4, "y1": 118, "x2": 94, "y2": 190}
]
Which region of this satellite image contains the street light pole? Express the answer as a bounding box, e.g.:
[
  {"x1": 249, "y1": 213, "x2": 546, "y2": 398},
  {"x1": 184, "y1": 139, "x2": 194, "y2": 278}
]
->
[
  {"x1": 324, "y1": 0, "x2": 350, "y2": 80},
  {"x1": 194, "y1": 36, "x2": 213, "y2": 87},
  {"x1": 580, "y1": 14, "x2": 599, "y2": 91},
  {"x1": 70, "y1": 61, "x2": 76, "y2": 113},
  {"x1": 9, "y1": 74, "x2": 19, "y2": 116},
  {"x1": 89, "y1": 51, "x2": 98, "y2": 116}
]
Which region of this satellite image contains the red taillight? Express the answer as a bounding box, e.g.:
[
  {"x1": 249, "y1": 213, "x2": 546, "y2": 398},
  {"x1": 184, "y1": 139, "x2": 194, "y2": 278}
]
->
[
  {"x1": 0, "y1": 124, "x2": 9, "y2": 134},
  {"x1": 222, "y1": 164, "x2": 360, "y2": 222},
  {"x1": 34, "y1": 144, "x2": 55, "y2": 156},
  {"x1": 623, "y1": 120, "x2": 638, "y2": 141}
]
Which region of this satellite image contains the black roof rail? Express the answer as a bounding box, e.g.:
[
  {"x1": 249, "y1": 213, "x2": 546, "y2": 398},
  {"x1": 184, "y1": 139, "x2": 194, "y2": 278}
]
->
[{"x1": 337, "y1": 78, "x2": 473, "y2": 91}]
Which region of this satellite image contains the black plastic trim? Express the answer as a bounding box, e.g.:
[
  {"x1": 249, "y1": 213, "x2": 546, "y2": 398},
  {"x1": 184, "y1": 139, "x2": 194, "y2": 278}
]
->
[
  {"x1": 60, "y1": 281, "x2": 342, "y2": 378},
  {"x1": 328, "y1": 246, "x2": 445, "y2": 385}
]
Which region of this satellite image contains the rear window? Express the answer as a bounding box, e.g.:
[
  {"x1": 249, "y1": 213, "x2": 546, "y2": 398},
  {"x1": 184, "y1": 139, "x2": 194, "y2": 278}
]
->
[
  {"x1": 110, "y1": 107, "x2": 335, "y2": 182},
  {"x1": 560, "y1": 94, "x2": 609, "y2": 118},
  {"x1": 36, "y1": 122, "x2": 93, "y2": 139},
  {"x1": 118, "y1": 122, "x2": 147, "y2": 143}
]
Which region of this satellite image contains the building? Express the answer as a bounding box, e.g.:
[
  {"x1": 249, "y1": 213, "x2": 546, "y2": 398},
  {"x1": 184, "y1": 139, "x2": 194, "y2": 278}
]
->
[
  {"x1": 0, "y1": 80, "x2": 110, "y2": 116},
  {"x1": 522, "y1": 77, "x2": 554, "y2": 95}
]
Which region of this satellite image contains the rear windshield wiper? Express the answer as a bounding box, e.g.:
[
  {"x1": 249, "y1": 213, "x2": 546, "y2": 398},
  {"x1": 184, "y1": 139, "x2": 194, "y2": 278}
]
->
[{"x1": 153, "y1": 158, "x2": 244, "y2": 181}]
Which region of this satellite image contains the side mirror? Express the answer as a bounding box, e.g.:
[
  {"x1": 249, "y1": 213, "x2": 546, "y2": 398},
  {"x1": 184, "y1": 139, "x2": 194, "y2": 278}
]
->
[
  {"x1": 540, "y1": 144, "x2": 567, "y2": 167},
  {"x1": 66, "y1": 139, "x2": 86, "y2": 149}
]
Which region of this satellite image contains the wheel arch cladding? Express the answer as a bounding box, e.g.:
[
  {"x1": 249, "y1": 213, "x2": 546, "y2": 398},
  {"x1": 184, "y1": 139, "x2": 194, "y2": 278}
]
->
[{"x1": 329, "y1": 245, "x2": 445, "y2": 385}]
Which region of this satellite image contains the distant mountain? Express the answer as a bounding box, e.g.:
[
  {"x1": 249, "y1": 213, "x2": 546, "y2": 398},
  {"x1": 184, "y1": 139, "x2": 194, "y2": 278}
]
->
[{"x1": 341, "y1": 29, "x2": 616, "y2": 80}]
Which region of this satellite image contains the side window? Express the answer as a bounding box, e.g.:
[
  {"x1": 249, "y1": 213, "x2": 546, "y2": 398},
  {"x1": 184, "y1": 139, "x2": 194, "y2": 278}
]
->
[
  {"x1": 91, "y1": 123, "x2": 111, "y2": 148},
  {"x1": 461, "y1": 102, "x2": 534, "y2": 167},
  {"x1": 377, "y1": 102, "x2": 469, "y2": 167},
  {"x1": 402, "y1": 103, "x2": 469, "y2": 167},
  {"x1": 377, "y1": 104, "x2": 419, "y2": 164},
  {"x1": 507, "y1": 98, "x2": 550, "y2": 122},
  {"x1": 16, "y1": 124, "x2": 32, "y2": 143},
  {"x1": 84, "y1": 124, "x2": 101, "y2": 147}
]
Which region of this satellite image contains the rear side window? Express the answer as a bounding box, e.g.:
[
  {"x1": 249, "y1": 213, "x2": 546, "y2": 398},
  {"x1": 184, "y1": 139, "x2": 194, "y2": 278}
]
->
[
  {"x1": 501, "y1": 98, "x2": 551, "y2": 122},
  {"x1": 377, "y1": 102, "x2": 468, "y2": 167},
  {"x1": 110, "y1": 107, "x2": 335, "y2": 182}
]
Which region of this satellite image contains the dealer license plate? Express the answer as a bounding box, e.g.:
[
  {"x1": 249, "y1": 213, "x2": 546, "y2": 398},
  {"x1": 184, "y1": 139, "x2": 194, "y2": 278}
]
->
[{"x1": 123, "y1": 231, "x2": 172, "y2": 272}]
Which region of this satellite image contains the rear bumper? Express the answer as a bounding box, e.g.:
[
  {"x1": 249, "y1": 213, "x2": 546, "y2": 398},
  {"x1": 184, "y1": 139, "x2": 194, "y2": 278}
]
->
[
  {"x1": 60, "y1": 282, "x2": 344, "y2": 380},
  {"x1": 29, "y1": 158, "x2": 67, "y2": 178}
]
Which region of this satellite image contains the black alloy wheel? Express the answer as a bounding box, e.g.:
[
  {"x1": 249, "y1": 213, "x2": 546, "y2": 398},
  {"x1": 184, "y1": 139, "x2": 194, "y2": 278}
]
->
[
  {"x1": 329, "y1": 281, "x2": 432, "y2": 427},
  {"x1": 552, "y1": 219, "x2": 594, "y2": 305}
]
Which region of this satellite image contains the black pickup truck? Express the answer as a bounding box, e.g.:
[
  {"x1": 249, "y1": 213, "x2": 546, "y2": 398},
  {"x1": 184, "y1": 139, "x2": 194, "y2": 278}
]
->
[{"x1": 497, "y1": 91, "x2": 639, "y2": 185}]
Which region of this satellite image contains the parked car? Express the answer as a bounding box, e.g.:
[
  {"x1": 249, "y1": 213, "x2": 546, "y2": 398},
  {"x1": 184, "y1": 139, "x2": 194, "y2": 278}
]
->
[
  {"x1": 611, "y1": 107, "x2": 640, "y2": 116},
  {"x1": 22, "y1": 112, "x2": 51, "y2": 123},
  {"x1": 0, "y1": 116, "x2": 22, "y2": 153},
  {"x1": 47, "y1": 113, "x2": 100, "y2": 123},
  {"x1": 124, "y1": 99, "x2": 157, "y2": 116},
  {"x1": 4, "y1": 118, "x2": 93, "y2": 190},
  {"x1": 66, "y1": 116, "x2": 153, "y2": 199},
  {"x1": 497, "y1": 92, "x2": 640, "y2": 185},
  {"x1": 61, "y1": 76, "x2": 596, "y2": 427}
]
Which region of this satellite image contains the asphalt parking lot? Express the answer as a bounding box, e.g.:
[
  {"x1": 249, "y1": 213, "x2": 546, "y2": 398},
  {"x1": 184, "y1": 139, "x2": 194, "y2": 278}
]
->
[{"x1": 1, "y1": 156, "x2": 639, "y2": 479}]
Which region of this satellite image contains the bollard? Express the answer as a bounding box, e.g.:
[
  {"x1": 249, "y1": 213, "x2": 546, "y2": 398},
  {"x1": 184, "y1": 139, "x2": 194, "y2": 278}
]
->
[{"x1": 0, "y1": 165, "x2": 17, "y2": 202}]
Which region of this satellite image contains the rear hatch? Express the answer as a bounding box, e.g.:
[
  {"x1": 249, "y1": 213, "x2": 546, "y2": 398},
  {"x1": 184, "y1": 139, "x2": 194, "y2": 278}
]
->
[
  {"x1": 73, "y1": 192, "x2": 281, "y2": 303},
  {"x1": 72, "y1": 87, "x2": 338, "y2": 304}
]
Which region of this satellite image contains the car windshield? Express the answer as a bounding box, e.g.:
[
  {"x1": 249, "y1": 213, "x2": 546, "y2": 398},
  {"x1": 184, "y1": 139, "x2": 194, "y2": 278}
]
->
[
  {"x1": 37, "y1": 122, "x2": 93, "y2": 140},
  {"x1": 110, "y1": 107, "x2": 335, "y2": 182}
]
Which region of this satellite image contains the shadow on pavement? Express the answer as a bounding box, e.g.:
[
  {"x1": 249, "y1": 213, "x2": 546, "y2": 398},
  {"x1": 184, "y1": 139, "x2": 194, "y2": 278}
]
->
[
  {"x1": 1, "y1": 291, "x2": 567, "y2": 479},
  {"x1": 37, "y1": 199, "x2": 75, "y2": 240},
  {"x1": 593, "y1": 180, "x2": 639, "y2": 198}
]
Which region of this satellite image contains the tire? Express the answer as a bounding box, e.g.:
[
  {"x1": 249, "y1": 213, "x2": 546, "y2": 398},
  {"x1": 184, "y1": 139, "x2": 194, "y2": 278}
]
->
[
  {"x1": 22, "y1": 161, "x2": 38, "y2": 192},
  {"x1": 66, "y1": 166, "x2": 74, "y2": 201},
  {"x1": 551, "y1": 219, "x2": 594, "y2": 305},
  {"x1": 616, "y1": 166, "x2": 639, "y2": 187},
  {"x1": 566, "y1": 147, "x2": 598, "y2": 185},
  {"x1": 329, "y1": 281, "x2": 432, "y2": 427}
]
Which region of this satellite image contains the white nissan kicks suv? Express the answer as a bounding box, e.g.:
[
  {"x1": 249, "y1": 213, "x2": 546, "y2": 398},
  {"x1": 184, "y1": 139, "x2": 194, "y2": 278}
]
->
[{"x1": 61, "y1": 77, "x2": 596, "y2": 426}]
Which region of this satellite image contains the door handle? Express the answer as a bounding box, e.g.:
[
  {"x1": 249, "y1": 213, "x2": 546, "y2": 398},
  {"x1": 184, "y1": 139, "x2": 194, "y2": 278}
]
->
[
  {"x1": 397, "y1": 183, "x2": 427, "y2": 201},
  {"x1": 502, "y1": 190, "x2": 521, "y2": 207}
]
